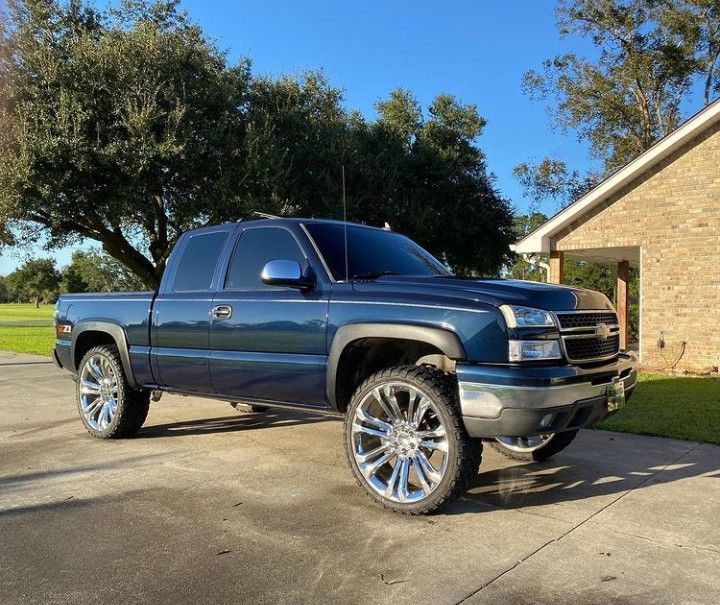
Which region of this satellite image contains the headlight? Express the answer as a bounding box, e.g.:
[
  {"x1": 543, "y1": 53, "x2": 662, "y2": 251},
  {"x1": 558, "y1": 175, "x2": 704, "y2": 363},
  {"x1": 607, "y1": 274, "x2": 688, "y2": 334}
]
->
[
  {"x1": 500, "y1": 305, "x2": 556, "y2": 328},
  {"x1": 508, "y1": 339, "x2": 562, "y2": 361}
]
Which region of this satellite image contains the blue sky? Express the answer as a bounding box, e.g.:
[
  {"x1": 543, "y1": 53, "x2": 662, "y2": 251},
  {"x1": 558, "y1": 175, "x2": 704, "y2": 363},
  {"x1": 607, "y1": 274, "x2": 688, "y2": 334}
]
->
[{"x1": 0, "y1": 0, "x2": 600, "y2": 274}]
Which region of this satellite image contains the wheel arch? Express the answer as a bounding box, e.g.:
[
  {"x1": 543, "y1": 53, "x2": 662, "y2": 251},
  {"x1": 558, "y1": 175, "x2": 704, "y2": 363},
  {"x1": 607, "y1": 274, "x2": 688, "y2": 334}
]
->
[
  {"x1": 327, "y1": 323, "x2": 466, "y2": 412},
  {"x1": 71, "y1": 321, "x2": 138, "y2": 389}
]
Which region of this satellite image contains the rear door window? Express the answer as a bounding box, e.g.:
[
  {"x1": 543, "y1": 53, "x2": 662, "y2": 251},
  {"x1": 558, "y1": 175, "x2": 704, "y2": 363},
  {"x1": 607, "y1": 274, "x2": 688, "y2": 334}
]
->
[{"x1": 172, "y1": 231, "x2": 228, "y2": 292}]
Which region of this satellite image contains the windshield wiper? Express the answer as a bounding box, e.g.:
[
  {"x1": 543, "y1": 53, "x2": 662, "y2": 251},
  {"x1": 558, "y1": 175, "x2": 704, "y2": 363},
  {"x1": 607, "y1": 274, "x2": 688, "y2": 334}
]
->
[{"x1": 350, "y1": 271, "x2": 400, "y2": 280}]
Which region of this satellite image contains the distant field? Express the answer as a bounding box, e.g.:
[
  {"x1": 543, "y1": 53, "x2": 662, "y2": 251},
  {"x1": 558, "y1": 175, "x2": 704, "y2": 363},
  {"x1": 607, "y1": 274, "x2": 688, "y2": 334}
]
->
[
  {"x1": 0, "y1": 303, "x2": 54, "y2": 355},
  {"x1": 0, "y1": 303, "x2": 54, "y2": 323}
]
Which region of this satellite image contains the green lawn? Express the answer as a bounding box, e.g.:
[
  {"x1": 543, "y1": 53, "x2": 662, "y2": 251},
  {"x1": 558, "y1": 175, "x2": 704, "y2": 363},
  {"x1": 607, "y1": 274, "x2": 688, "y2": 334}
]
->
[
  {"x1": 0, "y1": 303, "x2": 55, "y2": 356},
  {"x1": 596, "y1": 372, "x2": 720, "y2": 445},
  {"x1": 0, "y1": 303, "x2": 55, "y2": 323},
  {"x1": 0, "y1": 325, "x2": 54, "y2": 356}
]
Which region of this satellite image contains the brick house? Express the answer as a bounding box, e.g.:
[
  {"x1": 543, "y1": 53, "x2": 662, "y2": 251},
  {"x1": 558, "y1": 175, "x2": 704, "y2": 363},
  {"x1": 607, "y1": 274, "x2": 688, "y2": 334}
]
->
[{"x1": 512, "y1": 99, "x2": 720, "y2": 373}]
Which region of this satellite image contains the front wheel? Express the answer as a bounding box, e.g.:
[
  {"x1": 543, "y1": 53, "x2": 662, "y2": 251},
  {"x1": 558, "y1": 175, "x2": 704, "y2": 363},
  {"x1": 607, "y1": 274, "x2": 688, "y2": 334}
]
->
[
  {"x1": 344, "y1": 366, "x2": 481, "y2": 515},
  {"x1": 76, "y1": 345, "x2": 150, "y2": 439},
  {"x1": 490, "y1": 430, "x2": 579, "y2": 462}
]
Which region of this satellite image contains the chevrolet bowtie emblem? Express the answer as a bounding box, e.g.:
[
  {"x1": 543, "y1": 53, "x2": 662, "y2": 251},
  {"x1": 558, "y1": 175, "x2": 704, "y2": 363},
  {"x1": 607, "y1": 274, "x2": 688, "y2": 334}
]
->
[{"x1": 595, "y1": 323, "x2": 611, "y2": 340}]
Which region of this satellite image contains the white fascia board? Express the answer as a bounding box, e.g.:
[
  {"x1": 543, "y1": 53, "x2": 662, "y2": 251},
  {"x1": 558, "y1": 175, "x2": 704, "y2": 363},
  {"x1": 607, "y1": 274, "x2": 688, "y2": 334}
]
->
[{"x1": 512, "y1": 99, "x2": 720, "y2": 255}]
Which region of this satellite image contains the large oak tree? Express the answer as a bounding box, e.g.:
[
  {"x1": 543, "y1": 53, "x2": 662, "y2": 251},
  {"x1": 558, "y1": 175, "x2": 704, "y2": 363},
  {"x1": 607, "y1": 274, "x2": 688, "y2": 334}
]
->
[{"x1": 0, "y1": 0, "x2": 513, "y2": 287}]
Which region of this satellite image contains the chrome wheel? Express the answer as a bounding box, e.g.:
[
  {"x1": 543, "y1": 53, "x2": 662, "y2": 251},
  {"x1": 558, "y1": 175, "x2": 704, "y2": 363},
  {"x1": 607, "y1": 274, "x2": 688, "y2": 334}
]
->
[
  {"x1": 79, "y1": 354, "x2": 118, "y2": 431},
  {"x1": 494, "y1": 434, "x2": 554, "y2": 453},
  {"x1": 351, "y1": 382, "x2": 449, "y2": 504}
]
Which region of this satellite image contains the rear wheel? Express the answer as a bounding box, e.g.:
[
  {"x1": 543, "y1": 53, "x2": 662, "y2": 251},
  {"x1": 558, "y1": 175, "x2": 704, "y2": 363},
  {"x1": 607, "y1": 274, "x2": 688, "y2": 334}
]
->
[
  {"x1": 76, "y1": 345, "x2": 150, "y2": 439},
  {"x1": 490, "y1": 430, "x2": 579, "y2": 462},
  {"x1": 344, "y1": 365, "x2": 481, "y2": 515}
]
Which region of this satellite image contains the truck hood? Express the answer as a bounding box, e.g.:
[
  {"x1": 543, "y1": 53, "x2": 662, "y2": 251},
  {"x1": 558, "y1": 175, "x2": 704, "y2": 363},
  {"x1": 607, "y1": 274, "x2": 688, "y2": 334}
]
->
[{"x1": 351, "y1": 276, "x2": 614, "y2": 312}]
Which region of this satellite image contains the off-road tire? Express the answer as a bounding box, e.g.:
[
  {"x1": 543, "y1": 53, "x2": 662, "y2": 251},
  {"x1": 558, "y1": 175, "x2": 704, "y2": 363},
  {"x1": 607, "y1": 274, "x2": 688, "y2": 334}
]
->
[
  {"x1": 344, "y1": 365, "x2": 481, "y2": 515},
  {"x1": 489, "y1": 429, "x2": 579, "y2": 462},
  {"x1": 76, "y1": 345, "x2": 150, "y2": 439}
]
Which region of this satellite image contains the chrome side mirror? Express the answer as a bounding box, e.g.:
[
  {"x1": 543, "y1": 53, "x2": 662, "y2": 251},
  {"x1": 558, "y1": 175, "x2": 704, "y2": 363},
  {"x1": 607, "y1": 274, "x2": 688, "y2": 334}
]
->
[{"x1": 261, "y1": 260, "x2": 315, "y2": 290}]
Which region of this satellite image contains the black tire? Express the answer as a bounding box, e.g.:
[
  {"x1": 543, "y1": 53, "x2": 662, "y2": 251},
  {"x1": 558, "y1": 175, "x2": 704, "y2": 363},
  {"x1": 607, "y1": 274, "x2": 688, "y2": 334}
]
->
[
  {"x1": 76, "y1": 345, "x2": 150, "y2": 439},
  {"x1": 344, "y1": 365, "x2": 481, "y2": 515},
  {"x1": 489, "y1": 429, "x2": 579, "y2": 462}
]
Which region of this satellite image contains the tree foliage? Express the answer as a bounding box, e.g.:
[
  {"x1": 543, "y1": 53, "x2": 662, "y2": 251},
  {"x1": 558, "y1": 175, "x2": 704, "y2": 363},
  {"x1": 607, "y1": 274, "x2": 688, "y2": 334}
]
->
[
  {"x1": 517, "y1": 0, "x2": 720, "y2": 210},
  {"x1": 4, "y1": 258, "x2": 60, "y2": 305},
  {"x1": 512, "y1": 158, "x2": 599, "y2": 212},
  {"x1": 0, "y1": 0, "x2": 513, "y2": 287},
  {"x1": 524, "y1": 0, "x2": 720, "y2": 172},
  {"x1": 0, "y1": 275, "x2": 10, "y2": 302},
  {"x1": 60, "y1": 249, "x2": 145, "y2": 293}
]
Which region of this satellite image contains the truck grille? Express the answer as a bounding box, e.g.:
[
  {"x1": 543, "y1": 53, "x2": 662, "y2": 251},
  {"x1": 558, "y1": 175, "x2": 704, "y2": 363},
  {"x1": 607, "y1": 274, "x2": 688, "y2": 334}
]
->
[
  {"x1": 564, "y1": 334, "x2": 620, "y2": 361},
  {"x1": 555, "y1": 311, "x2": 620, "y2": 363},
  {"x1": 556, "y1": 312, "x2": 618, "y2": 330}
]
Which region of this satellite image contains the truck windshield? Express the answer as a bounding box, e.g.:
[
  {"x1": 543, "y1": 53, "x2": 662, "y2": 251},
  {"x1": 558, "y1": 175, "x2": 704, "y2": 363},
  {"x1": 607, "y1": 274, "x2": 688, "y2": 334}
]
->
[{"x1": 305, "y1": 223, "x2": 451, "y2": 281}]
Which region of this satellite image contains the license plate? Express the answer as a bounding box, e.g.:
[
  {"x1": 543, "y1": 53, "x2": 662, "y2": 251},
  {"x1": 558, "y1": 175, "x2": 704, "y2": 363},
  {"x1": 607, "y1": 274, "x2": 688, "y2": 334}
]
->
[{"x1": 607, "y1": 379, "x2": 625, "y2": 411}]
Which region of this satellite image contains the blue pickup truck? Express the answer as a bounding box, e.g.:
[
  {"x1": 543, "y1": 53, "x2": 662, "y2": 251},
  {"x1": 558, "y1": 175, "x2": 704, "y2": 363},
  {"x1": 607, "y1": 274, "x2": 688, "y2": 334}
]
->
[{"x1": 54, "y1": 218, "x2": 636, "y2": 514}]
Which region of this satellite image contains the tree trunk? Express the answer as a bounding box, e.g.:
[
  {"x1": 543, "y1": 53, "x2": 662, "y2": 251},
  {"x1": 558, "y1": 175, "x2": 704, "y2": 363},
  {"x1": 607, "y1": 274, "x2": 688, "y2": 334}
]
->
[{"x1": 100, "y1": 234, "x2": 164, "y2": 290}]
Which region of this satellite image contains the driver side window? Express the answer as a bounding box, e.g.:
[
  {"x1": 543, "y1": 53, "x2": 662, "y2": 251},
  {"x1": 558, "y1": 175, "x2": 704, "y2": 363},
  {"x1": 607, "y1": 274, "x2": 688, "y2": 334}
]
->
[{"x1": 225, "y1": 227, "x2": 307, "y2": 290}]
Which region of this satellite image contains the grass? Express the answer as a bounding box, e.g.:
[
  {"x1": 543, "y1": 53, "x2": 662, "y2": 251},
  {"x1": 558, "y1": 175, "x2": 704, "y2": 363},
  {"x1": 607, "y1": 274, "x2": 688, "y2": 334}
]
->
[
  {"x1": 0, "y1": 303, "x2": 55, "y2": 323},
  {"x1": 0, "y1": 325, "x2": 54, "y2": 356},
  {"x1": 0, "y1": 303, "x2": 54, "y2": 356},
  {"x1": 596, "y1": 372, "x2": 720, "y2": 445}
]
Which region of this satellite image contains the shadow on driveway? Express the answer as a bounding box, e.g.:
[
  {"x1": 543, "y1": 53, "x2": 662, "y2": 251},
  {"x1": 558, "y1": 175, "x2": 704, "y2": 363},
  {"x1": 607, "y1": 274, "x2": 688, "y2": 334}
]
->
[
  {"x1": 452, "y1": 441, "x2": 720, "y2": 514},
  {"x1": 139, "y1": 409, "x2": 338, "y2": 438}
]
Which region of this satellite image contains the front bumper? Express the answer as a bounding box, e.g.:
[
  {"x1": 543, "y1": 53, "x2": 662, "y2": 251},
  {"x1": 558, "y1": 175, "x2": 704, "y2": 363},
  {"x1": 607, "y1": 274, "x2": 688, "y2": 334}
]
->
[{"x1": 457, "y1": 353, "x2": 637, "y2": 438}]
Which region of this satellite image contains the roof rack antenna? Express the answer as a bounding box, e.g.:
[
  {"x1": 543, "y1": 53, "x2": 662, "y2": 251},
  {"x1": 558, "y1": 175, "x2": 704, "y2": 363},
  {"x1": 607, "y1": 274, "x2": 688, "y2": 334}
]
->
[
  {"x1": 253, "y1": 211, "x2": 281, "y2": 219},
  {"x1": 342, "y1": 166, "x2": 349, "y2": 282}
]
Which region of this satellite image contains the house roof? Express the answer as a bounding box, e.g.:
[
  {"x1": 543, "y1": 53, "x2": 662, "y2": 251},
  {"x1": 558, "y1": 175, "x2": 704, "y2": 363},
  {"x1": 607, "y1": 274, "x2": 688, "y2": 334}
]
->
[{"x1": 512, "y1": 98, "x2": 720, "y2": 254}]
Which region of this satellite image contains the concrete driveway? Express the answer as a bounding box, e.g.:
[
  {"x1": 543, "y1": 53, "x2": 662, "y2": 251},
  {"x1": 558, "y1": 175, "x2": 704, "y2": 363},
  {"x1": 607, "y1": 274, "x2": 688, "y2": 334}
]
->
[{"x1": 1, "y1": 352, "x2": 719, "y2": 604}]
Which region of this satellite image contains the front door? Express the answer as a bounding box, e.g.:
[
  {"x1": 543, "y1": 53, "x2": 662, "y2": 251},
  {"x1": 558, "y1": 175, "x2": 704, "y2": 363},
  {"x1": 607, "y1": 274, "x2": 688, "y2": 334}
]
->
[{"x1": 209, "y1": 225, "x2": 329, "y2": 405}]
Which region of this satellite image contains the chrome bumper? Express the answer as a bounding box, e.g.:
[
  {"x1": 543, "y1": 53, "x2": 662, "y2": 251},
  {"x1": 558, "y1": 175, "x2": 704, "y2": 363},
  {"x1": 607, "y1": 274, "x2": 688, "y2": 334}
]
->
[{"x1": 456, "y1": 354, "x2": 637, "y2": 438}]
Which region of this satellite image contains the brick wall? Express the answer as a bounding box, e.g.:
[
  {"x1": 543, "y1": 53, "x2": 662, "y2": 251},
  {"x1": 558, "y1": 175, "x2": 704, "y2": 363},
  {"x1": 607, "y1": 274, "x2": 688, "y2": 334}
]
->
[{"x1": 552, "y1": 122, "x2": 720, "y2": 371}]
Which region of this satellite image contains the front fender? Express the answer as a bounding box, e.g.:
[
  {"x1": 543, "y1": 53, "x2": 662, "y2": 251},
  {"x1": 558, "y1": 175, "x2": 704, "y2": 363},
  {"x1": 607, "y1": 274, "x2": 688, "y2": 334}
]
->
[{"x1": 325, "y1": 322, "x2": 466, "y2": 406}]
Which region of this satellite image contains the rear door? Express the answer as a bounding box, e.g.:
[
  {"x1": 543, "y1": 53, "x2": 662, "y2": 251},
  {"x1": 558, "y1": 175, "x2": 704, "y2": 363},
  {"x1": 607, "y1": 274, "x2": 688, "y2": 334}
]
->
[
  {"x1": 151, "y1": 225, "x2": 236, "y2": 393},
  {"x1": 209, "y1": 225, "x2": 329, "y2": 405}
]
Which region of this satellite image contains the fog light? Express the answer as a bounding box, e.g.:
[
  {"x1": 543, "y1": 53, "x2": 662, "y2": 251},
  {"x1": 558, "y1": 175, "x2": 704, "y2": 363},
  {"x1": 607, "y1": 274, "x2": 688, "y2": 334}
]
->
[
  {"x1": 539, "y1": 413, "x2": 554, "y2": 429},
  {"x1": 508, "y1": 339, "x2": 561, "y2": 361}
]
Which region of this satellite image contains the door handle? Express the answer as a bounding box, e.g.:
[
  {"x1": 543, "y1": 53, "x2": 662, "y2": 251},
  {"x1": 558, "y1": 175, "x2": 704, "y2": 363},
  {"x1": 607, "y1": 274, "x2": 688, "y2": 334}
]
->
[{"x1": 211, "y1": 305, "x2": 232, "y2": 320}]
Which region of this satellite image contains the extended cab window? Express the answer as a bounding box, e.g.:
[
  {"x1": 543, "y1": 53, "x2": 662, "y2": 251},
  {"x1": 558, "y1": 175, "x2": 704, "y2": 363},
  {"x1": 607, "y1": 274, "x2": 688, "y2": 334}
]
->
[
  {"x1": 225, "y1": 227, "x2": 307, "y2": 290},
  {"x1": 172, "y1": 231, "x2": 228, "y2": 292}
]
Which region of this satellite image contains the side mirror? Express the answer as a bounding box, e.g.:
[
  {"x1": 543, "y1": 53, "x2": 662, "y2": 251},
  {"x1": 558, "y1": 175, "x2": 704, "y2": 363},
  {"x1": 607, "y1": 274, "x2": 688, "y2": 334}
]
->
[{"x1": 261, "y1": 259, "x2": 315, "y2": 290}]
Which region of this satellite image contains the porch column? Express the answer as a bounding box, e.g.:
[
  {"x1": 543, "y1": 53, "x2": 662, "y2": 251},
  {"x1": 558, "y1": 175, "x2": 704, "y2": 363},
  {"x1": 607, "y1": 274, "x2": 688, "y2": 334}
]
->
[
  {"x1": 549, "y1": 251, "x2": 564, "y2": 284},
  {"x1": 617, "y1": 260, "x2": 629, "y2": 350}
]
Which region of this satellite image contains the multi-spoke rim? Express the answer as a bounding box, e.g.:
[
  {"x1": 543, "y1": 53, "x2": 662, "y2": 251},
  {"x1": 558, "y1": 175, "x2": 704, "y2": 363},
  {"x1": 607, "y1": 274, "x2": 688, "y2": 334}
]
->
[
  {"x1": 351, "y1": 381, "x2": 449, "y2": 504},
  {"x1": 79, "y1": 354, "x2": 118, "y2": 431},
  {"x1": 495, "y1": 434, "x2": 554, "y2": 453}
]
